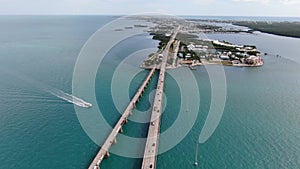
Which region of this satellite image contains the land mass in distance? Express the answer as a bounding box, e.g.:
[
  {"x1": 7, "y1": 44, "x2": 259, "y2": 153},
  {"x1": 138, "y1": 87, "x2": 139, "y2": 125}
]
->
[
  {"x1": 130, "y1": 16, "x2": 264, "y2": 69},
  {"x1": 233, "y1": 21, "x2": 300, "y2": 38}
]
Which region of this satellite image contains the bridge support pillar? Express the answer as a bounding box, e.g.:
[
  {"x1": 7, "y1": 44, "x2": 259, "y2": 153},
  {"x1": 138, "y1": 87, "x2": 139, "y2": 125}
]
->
[
  {"x1": 113, "y1": 138, "x2": 117, "y2": 144},
  {"x1": 119, "y1": 127, "x2": 123, "y2": 133},
  {"x1": 105, "y1": 151, "x2": 110, "y2": 157}
]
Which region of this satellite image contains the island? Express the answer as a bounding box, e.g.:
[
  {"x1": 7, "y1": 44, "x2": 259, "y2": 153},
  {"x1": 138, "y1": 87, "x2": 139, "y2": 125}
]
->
[{"x1": 132, "y1": 16, "x2": 264, "y2": 69}]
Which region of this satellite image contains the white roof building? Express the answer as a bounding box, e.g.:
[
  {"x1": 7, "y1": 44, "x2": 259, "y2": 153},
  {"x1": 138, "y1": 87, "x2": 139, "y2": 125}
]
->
[
  {"x1": 186, "y1": 53, "x2": 192, "y2": 58},
  {"x1": 187, "y1": 44, "x2": 195, "y2": 51},
  {"x1": 220, "y1": 55, "x2": 230, "y2": 60}
]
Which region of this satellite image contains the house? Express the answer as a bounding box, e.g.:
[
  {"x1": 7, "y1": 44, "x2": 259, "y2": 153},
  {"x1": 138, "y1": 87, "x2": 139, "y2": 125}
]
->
[
  {"x1": 186, "y1": 53, "x2": 192, "y2": 58},
  {"x1": 220, "y1": 52, "x2": 230, "y2": 60},
  {"x1": 165, "y1": 33, "x2": 172, "y2": 37},
  {"x1": 236, "y1": 52, "x2": 249, "y2": 58},
  {"x1": 187, "y1": 44, "x2": 195, "y2": 51},
  {"x1": 246, "y1": 56, "x2": 262, "y2": 65},
  {"x1": 220, "y1": 55, "x2": 230, "y2": 60}
]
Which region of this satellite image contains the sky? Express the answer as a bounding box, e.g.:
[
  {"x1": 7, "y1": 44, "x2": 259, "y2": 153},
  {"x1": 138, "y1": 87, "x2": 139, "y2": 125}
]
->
[{"x1": 0, "y1": 0, "x2": 300, "y2": 17}]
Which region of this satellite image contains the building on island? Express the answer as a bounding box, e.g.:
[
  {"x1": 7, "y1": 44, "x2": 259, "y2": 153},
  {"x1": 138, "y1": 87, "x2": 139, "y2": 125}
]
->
[{"x1": 246, "y1": 56, "x2": 263, "y2": 65}]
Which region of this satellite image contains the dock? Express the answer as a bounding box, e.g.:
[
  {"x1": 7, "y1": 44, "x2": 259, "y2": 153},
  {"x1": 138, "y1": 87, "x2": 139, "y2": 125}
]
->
[{"x1": 88, "y1": 67, "x2": 156, "y2": 169}]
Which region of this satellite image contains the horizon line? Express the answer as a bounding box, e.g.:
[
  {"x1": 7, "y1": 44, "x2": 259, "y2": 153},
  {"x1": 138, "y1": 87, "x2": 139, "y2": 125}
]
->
[{"x1": 0, "y1": 14, "x2": 300, "y2": 18}]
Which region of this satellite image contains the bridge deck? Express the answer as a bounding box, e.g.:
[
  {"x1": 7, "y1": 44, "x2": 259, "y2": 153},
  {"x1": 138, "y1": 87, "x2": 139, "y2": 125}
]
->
[
  {"x1": 141, "y1": 26, "x2": 180, "y2": 169},
  {"x1": 141, "y1": 66, "x2": 166, "y2": 169}
]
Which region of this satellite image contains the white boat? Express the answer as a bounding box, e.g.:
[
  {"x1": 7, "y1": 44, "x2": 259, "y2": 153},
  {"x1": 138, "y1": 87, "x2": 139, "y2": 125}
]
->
[
  {"x1": 194, "y1": 143, "x2": 198, "y2": 166},
  {"x1": 83, "y1": 102, "x2": 93, "y2": 108}
]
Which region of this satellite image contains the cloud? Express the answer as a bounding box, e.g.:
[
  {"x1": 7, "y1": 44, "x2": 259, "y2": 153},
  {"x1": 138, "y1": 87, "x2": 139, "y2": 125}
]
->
[
  {"x1": 188, "y1": 0, "x2": 214, "y2": 4},
  {"x1": 232, "y1": 0, "x2": 270, "y2": 4},
  {"x1": 0, "y1": 0, "x2": 299, "y2": 16},
  {"x1": 280, "y1": 0, "x2": 300, "y2": 5},
  {"x1": 149, "y1": 0, "x2": 214, "y2": 5}
]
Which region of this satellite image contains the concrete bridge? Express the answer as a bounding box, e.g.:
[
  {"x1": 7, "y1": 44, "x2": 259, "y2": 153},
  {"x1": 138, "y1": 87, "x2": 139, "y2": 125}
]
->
[
  {"x1": 141, "y1": 26, "x2": 180, "y2": 169},
  {"x1": 88, "y1": 67, "x2": 156, "y2": 169},
  {"x1": 88, "y1": 26, "x2": 180, "y2": 169}
]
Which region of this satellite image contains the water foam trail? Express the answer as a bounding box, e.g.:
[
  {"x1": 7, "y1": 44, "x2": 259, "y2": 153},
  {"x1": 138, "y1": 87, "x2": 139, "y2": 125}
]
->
[
  {"x1": 1, "y1": 98, "x2": 67, "y2": 104},
  {"x1": 49, "y1": 89, "x2": 92, "y2": 108},
  {"x1": 1, "y1": 95, "x2": 61, "y2": 100},
  {"x1": 0, "y1": 67, "x2": 92, "y2": 108},
  {"x1": 0, "y1": 92, "x2": 55, "y2": 99}
]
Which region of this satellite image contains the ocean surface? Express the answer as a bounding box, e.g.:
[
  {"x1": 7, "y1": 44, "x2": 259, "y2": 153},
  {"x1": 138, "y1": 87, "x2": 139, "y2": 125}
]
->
[{"x1": 0, "y1": 16, "x2": 300, "y2": 169}]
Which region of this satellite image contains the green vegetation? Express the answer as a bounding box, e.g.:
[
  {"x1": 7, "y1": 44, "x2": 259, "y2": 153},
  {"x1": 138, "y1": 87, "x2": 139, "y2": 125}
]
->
[
  {"x1": 233, "y1": 21, "x2": 300, "y2": 38},
  {"x1": 196, "y1": 24, "x2": 221, "y2": 30},
  {"x1": 247, "y1": 51, "x2": 260, "y2": 56},
  {"x1": 150, "y1": 33, "x2": 171, "y2": 49},
  {"x1": 212, "y1": 44, "x2": 239, "y2": 52},
  {"x1": 176, "y1": 33, "x2": 213, "y2": 47},
  {"x1": 176, "y1": 33, "x2": 198, "y2": 40}
]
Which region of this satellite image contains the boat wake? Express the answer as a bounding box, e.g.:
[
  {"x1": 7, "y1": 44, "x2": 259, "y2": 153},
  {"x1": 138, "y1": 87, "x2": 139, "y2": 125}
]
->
[
  {"x1": 50, "y1": 90, "x2": 92, "y2": 108},
  {"x1": 0, "y1": 67, "x2": 92, "y2": 108}
]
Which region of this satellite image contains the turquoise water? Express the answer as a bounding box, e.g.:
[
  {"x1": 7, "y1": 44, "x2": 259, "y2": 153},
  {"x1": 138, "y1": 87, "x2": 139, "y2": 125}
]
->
[
  {"x1": 0, "y1": 16, "x2": 114, "y2": 169},
  {"x1": 0, "y1": 16, "x2": 300, "y2": 169}
]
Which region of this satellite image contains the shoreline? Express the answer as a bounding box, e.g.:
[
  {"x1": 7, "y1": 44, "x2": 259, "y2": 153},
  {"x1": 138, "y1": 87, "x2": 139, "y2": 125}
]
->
[
  {"x1": 140, "y1": 60, "x2": 264, "y2": 70},
  {"x1": 138, "y1": 16, "x2": 265, "y2": 70}
]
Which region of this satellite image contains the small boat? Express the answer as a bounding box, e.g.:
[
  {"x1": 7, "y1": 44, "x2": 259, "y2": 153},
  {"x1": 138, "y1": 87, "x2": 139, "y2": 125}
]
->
[
  {"x1": 83, "y1": 103, "x2": 93, "y2": 108},
  {"x1": 194, "y1": 143, "x2": 199, "y2": 166}
]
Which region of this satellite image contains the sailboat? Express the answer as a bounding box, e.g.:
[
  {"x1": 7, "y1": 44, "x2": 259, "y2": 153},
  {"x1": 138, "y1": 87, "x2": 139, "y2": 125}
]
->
[{"x1": 194, "y1": 143, "x2": 198, "y2": 166}]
